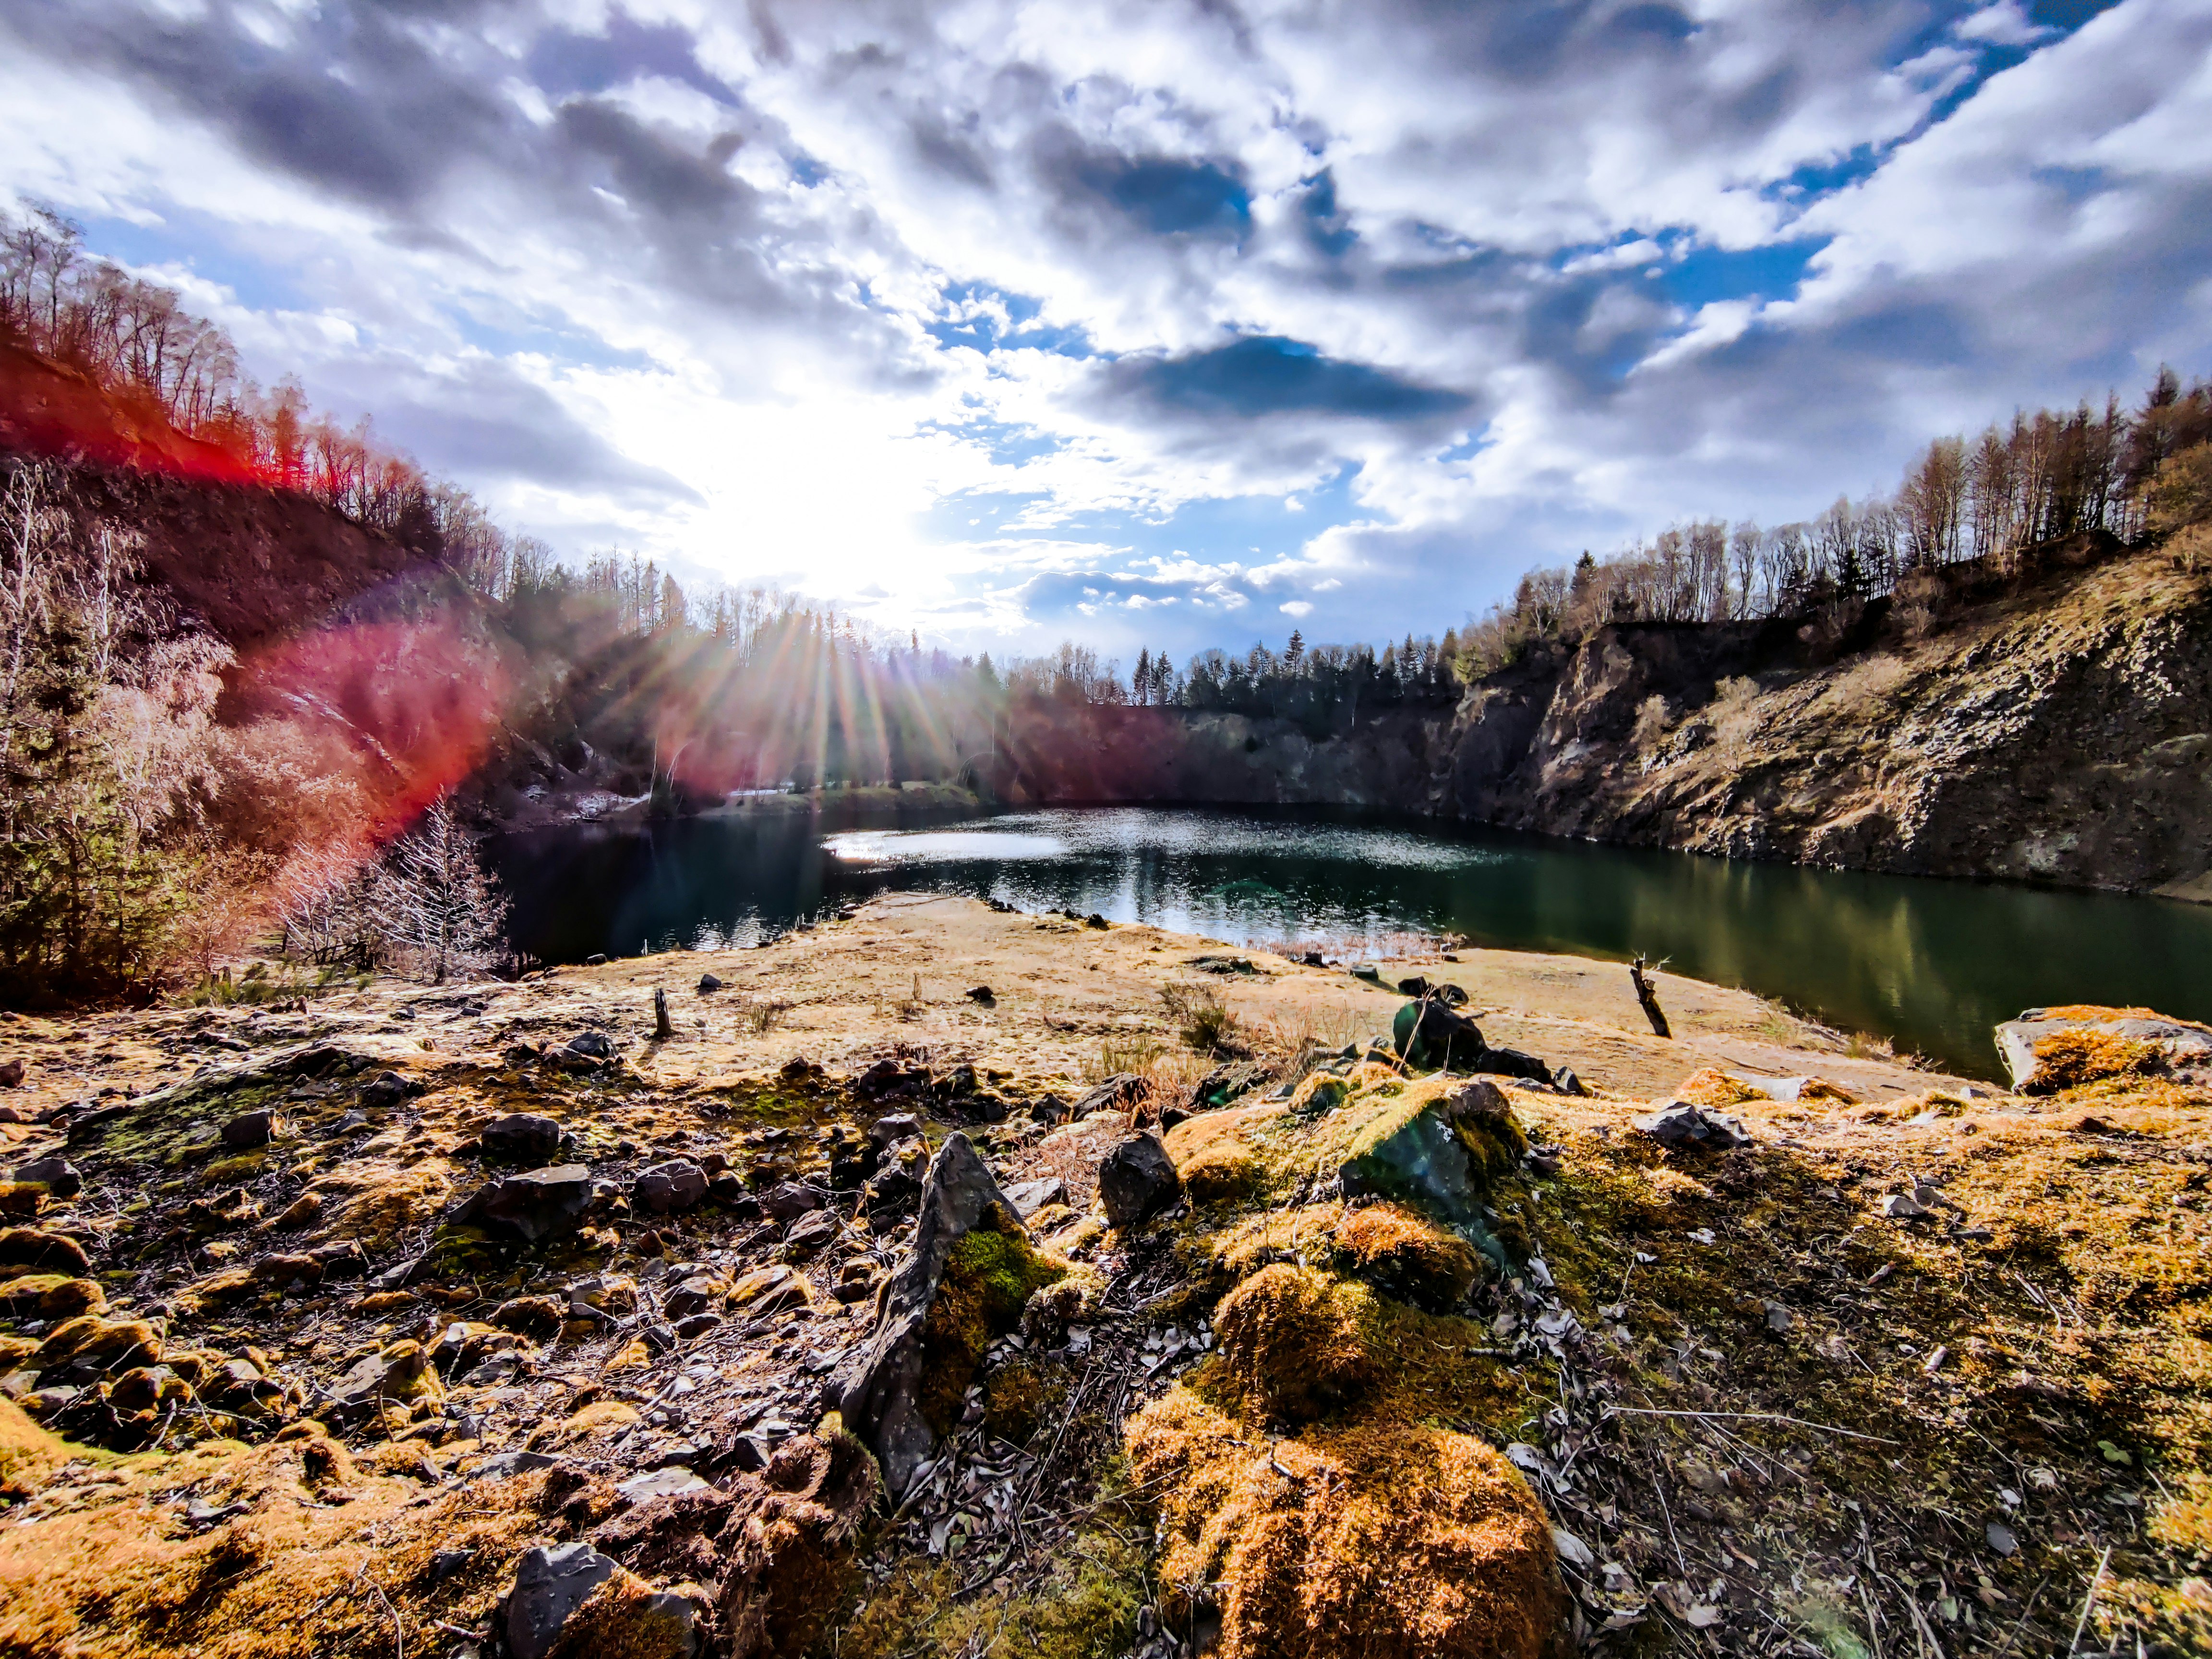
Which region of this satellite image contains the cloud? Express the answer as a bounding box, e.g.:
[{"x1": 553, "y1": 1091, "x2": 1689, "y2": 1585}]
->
[{"x1": 0, "y1": 0, "x2": 2203, "y2": 662}]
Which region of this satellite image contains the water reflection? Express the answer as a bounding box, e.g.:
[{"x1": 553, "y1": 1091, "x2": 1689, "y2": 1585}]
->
[{"x1": 494, "y1": 805, "x2": 2212, "y2": 1080}]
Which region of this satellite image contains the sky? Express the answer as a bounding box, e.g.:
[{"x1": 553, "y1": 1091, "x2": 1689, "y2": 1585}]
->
[{"x1": 3, "y1": 0, "x2": 2209, "y2": 663}]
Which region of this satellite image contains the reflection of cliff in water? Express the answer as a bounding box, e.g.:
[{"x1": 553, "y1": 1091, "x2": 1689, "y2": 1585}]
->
[{"x1": 501, "y1": 804, "x2": 2212, "y2": 1079}]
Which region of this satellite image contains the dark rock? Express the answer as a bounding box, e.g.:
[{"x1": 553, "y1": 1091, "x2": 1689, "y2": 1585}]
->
[
  {"x1": 584, "y1": 953, "x2": 609, "y2": 966},
  {"x1": 358, "y1": 1071, "x2": 415, "y2": 1108},
  {"x1": 1391, "y1": 998, "x2": 1491, "y2": 1071},
  {"x1": 312, "y1": 1239, "x2": 367, "y2": 1276},
  {"x1": 252, "y1": 1252, "x2": 323, "y2": 1288},
  {"x1": 674, "y1": 1312, "x2": 724, "y2": 1342},
  {"x1": 1553, "y1": 1068, "x2": 1587, "y2": 1096},
  {"x1": 219, "y1": 1109, "x2": 276, "y2": 1149},
  {"x1": 1097, "y1": 1134, "x2": 1181, "y2": 1228},
  {"x1": 500, "y1": 1043, "x2": 541, "y2": 1069},
  {"x1": 1351, "y1": 963, "x2": 1382, "y2": 983},
  {"x1": 1003, "y1": 1176, "x2": 1068, "y2": 1217},
  {"x1": 779, "y1": 1056, "x2": 824, "y2": 1083},
  {"x1": 505, "y1": 1541, "x2": 620, "y2": 1659},
  {"x1": 761, "y1": 1181, "x2": 829, "y2": 1223},
  {"x1": 782, "y1": 1210, "x2": 841, "y2": 1258},
  {"x1": 1633, "y1": 1103, "x2": 1754, "y2": 1151},
  {"x1": 0, "y1": 1058, "x2": 22, "y2": 1089},
  {"x1": 664, "y1": 1277, "x2": 723, "y2": 1320},
  {"x1": 828, "y1": 1135, "x2": 1023, "y2": 1496},
  {"x1": 12, "y1": 1157, "x2": 81, "y2": 1198},
  {"x1": 481, "y1": 1113, "x2": 564, "y2": 1165},
  {"x1": 1072, "y1": 1074, "x2": 1147, "y2": 1118},
  {"x1": 477, "y1": 1449, "x2": 565, "y2": 1481},
  {"x1": 1188, "y1": 1060, "x2": 1273, "y2": 1113},
  {"x1": 1475, "y1": 1046, "x2": 1554, "y2": 1083},
  {"x1": 427, "y1": 1547, "x2": 475, "y2": 1585},
  {"x1": 323, "y1": 1110, "x2": 368, "y2": 1137},
  {"x1": 565, "y1": 1031, "x2": 615, "y2": 1059},
  {"x1": 867, "y1": 1114, "x2": 922, "y2": 1151},
  {"x1": 1187, "y1": 954, "x2": 1255, "y2": 974},
  {"x1": 1158, "y1": 1104, "x2": 1190, "y2": 1130},
  {"x1": 934, "y1": 1063, "x2": 980, "y2": 1100},
  {"x1": 964, "y1": 986, "x2": 995, "y2": 1004},
  {"x1": 1085, "y1": 913, "x2": 1109, "y2": 929},
  {"x1": 853, "y1": 1058, "x2": 929, "y2": 1102},
  {"x1": 634, "y1": 1160, "x2": 709, "y2": 1215},
  {"x1": 1337, "y1": 1078, "x2": 1524, "y2": 1268},
  {"x1": 1028, "y1": 1093, "x2": 1071, "y2": 1125},
  {"x1": 697, "y1": 973, "x2": 724, "y2": 994},
  {"x1": 709, "y1": 1172, "x2": 751, "y2": 1211},
  {"x1": 454, "y1": 1165, "x2": 594, "y2": 1244}
]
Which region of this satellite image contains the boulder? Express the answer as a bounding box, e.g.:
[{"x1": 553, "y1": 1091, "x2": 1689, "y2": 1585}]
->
[
  {"x1": 1072, "y1": 1074, "x2": 1147, "y2": 1118},
  {"x1": 453, "y1": 1165, "x2": 594, "y2": 1244},
  {"x1": 482, "y1": 1113, "x2": 565, "y2": 1165},
  {"x1": 565, "y1": 1032, "x2": 616, "y2": 1060},
  {"x1": 12, "y1": 1157, "x2": 81, "y2": 1199},
  {"x1": 697, "y1": 973, "x2": 723, "y2": 994},
  {"x1": 827, "y1": 1134, "x2": 1031, "y2": 1495},
  {"x1": 1632, "y1": 1102, "x2": 1753, "y2": 1151},
  {"x1": 1390, "y1": 998, "x2": 1488, "y2": 1072},
  {"x1": 866, "y1": 1114, "x2": 922, "y2": 1151},
  {"x1": 634, "y1": 1160, "x2": 709, "y2": 1215},
  {"x1": 219, "y1": 1109, "x2": 277, "y2": 1149},
  {"x1": 1335, "y1": 1079, "x2": 1526, "y2": 1267},
  {"x1": 505, "y1": 1542, "x2": 620, "y2": 1659},
  {"x1": 853, "y1": 1058, "x2": 930, "y2": 1102},
  {"x1": 664, "y1": 1277, "x2": 724, "y2": 1320},
  {"x1": 358, "y1": 1070, "x2": 416, "y2": 1108},
  {"x1": 0, "y1": 1058, "x2": 21, "y2": 1088},
  {"x1": 1097, "y1": 1134, "x2": 1182, "y2": 1228}
]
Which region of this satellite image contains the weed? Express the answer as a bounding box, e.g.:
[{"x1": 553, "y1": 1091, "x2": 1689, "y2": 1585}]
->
[
  {"x1": 739, "y1": 997, "x2": 791, "y2": 1035},
  {"x1": 1161, "y1": 983, "x2": 1241, "y2": 1055}
]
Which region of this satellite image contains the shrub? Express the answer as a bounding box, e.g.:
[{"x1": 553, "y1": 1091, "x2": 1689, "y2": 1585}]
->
[{"x1": 2026, "y1": 1029, "x2": 2166, "y2": 1094}]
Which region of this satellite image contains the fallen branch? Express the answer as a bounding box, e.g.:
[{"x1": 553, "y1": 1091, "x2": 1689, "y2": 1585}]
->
[{"x1": 1603, "y1": 1406, "x2": 1897, "y2": 1444}]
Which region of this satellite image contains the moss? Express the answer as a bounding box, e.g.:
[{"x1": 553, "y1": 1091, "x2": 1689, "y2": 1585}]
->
[
  {"x1": 2027, "y1": 1028, "x2": 2166, "y2": 1092},
  {"x1": 918, "y1": 1213, "x2": 1067, "y2": 1434},
  {"x1": 0, "y1": 1274, "x2": 107, "y2": 1320},
  {"x1": 1126, "y1": 1390, "x2": 1558, "y2": 1659},
  {"x1": 985, "y1": 1360, "x2": 1067, "y2": 1445},
  {"x1": 1181, "y1": 1143, "x2": 1267, "y2": 1206},
  {"x1": 545, "y1": 1574, "x2": 699, "y2": 1659},
  {"x1": 1207, "y1": 1264, "x2": 1380, "y2": 1424},
  {"x1": 0, "y1": 1398, "x2": 64, "y2": 1498},
  {"x1": 1330, "y1": 1204, "x2": 1479, "y2": 1312},
  {"x1": 828, "y1": 1519, "x2": 1145, "y2": 1659}
]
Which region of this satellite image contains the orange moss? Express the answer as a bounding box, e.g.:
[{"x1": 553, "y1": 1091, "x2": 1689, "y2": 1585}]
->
[
  {"x1": 1673, "y1": 1067, "x2": 1767, "y2": 1108},
  {"x1": 2027, "y1": 1029, "x2": 2166, "y2": 1093},
  {"x1": 1330, "y1": 1203, "x2": 1478, "y2": 1311},
  {"x1": 1181, "y1": 1144, "x2": 1267, "y2": 1206},
  {"x1": 1127, "y1": 1388, "x2": 1558, "y2": 1659},
  {"x1": 0, "y1": 1399, "x2": 64, "y2": 1498},
  {"x1": 1208, "y1": 1264, "x2": 1378, "y2": 1423},
  {"x1": 546, "y1": 1572, "x2": 702, "y2": 1659}
]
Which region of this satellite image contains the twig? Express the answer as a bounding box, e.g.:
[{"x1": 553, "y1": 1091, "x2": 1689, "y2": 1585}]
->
[
  {"x1": 1604, "y1": 1406, "x2": 1896, "y2": 1443},
  {"x1": 1990, "y1": 1574, "x2": 2049, "y2": 1659},
  {"x1": 2064, "y1": 1544, "x2": 2112, "y2": 1657},
  {"x1": 1649, "y1": 1455, "x2": 1688, "y2": 1577}
]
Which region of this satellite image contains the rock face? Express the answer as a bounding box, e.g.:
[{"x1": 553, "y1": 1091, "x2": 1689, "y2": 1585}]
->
[
  {"x1": 1097, "y1": 1134, "x2": 1182, "y2": 1227},
  {"x1": 10, "y1": 1157, "x2": 80, "y2": 1198},
  {"x1": 828, "y1": 1133, "x2": 1024, "y2": 1496}
]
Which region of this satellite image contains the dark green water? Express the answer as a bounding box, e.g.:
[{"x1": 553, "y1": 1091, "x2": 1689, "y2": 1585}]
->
[{"x1": 489, "y1": 805, "x2": 2212, "y2": 1080}]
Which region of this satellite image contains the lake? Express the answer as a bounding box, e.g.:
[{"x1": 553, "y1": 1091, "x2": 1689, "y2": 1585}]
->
[{"x1": 489, "y1": 804, "x2": 2212, "y2": 1079}]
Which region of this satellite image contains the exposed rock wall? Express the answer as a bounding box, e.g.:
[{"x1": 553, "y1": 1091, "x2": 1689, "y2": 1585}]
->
[{"x1": 999, "y1": 545, "x2": 2212, "y2": 896}]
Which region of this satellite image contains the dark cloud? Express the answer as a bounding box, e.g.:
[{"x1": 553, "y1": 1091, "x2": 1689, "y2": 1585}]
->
[
  {"x1": 1036, "y1": 138, "x2": 1251, "y2": 238},
  {"x1": 1105, "y1": 337, "x2": 1474, "y2": 423},
  {"x1": 527, "y1": 12, "x2": 741, "y2": 105}
]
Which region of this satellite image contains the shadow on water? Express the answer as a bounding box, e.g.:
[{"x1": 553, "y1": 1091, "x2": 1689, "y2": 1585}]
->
[{"x1": 492, "y1": 805, "x2": 2212, "y2": 1080}]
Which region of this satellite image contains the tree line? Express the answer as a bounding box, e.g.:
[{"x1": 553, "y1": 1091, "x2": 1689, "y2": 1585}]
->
[{"x1": 1460, "y1": 369, "x2": 2212, "y2": 671}]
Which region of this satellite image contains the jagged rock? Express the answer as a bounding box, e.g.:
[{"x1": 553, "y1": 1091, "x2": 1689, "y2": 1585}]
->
[
  {"x1": 1004, "y1": 1176, "x2": 1067, "y2": 1217},
  {"x1": 312, "y1": 1238, "x2": 367, "y2": 1277},
  {"x1": 505, "y1": 1541, "x2": 620, "y2": 1659},
  {"x1": 1632, "y1": 1102, "x2": 1753, "y2": 1151},
  {"x1": 493, "y1": 1295, "x2": 566, "y2": 1337},
  {"x1": 251, "y1": 1253, "x2": 323, "y2": 1289},
  {"x1": 1098, "y1": 1134, "x2": 1182, "y2": 1227},
  {"x1": 664, "y1": 1277, "x2": 723, "y2": 1320},
  {"x1": 634, "y1": 1160, "x2": 708, "y2": 1214},
  {"x1": 452, "y1": 1165, "x2": 593, "y2": 1244},
  {"x1": 221, "y1": 1110, "x2": 279, "y2": 1150},
  {"x1": 827, "y1": 1134, "x2": 1024, "y2": 1495},
  {"x1": 862, "y1": 1141, "x2": 926, "y2": 1215},
  {"x1": 0, "y1": 1059, "x2": 21, "y2": 1089},
  {"x1": 1996, "y1": 1007, "x2": 2212, "y2": 1091},
  {"x1": 358, "y1": 1070, "x2": 416, "y2": 1108},
  {"x1": 616, "y1": 1467, "x2": 709, "y2": 1506},
  {"x1": 482, "y1": 1113, "x2": 564, "y2": 1165},
  {"x1": 565, "y1": 1032, "x2": 615, "y2": 1059},
  {"x1": 697, "y1": 973, "x2": 724, "y2": 994},
  {"x1": 0, "y1": 1227, "x2": 89, "y2": 1273},
  {"x1": 11, "y1": 1157, "x2": 81, "y2": 1199},
  {"x1": 853, "y1": 1058, "x2": 930, "y2": 1102},
  {"x1": 476, "y1": 1449, "x2": 565, "y2": 1481}
]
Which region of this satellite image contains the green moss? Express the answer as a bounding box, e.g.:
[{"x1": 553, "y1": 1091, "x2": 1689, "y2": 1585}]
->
[{"x1": 918, "y1": 1213, "x2": 1067, "y2": 1434}]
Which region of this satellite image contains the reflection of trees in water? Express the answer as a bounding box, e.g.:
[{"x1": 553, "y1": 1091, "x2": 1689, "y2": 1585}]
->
[{"x1": 494, "y1": 809, "x2": 2212, "y2": 1078}]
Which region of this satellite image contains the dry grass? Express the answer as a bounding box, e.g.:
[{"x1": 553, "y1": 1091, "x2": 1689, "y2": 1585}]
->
[{"x1": 2026, "y1": 1028, "x2": 2166, "y2": 1092}]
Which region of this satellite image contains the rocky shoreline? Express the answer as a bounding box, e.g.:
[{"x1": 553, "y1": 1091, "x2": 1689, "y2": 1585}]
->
[{"x1": 1, "y1": 898, "x2": 2207, "y2": 1656}]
